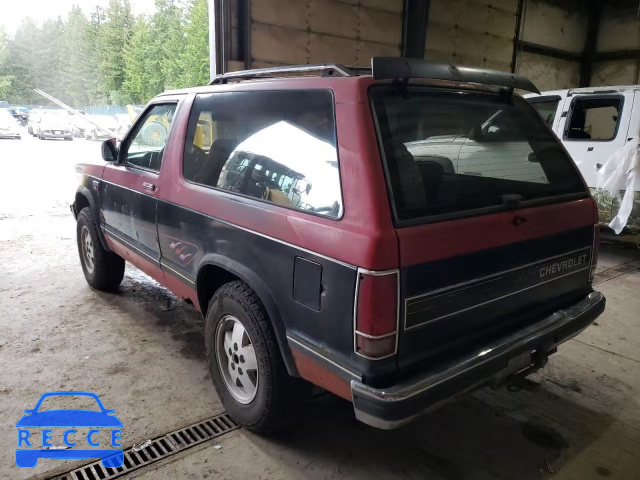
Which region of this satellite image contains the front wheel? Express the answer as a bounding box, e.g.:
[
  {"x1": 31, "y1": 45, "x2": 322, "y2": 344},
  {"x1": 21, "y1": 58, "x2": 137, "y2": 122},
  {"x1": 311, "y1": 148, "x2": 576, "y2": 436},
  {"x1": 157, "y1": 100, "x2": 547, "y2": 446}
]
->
[
  {"x1": 76, "y1": 207, "x2": 125, "y2": 290},
  {"x1": 205, "y1": 281, "x2": 299, "y2": 432}
]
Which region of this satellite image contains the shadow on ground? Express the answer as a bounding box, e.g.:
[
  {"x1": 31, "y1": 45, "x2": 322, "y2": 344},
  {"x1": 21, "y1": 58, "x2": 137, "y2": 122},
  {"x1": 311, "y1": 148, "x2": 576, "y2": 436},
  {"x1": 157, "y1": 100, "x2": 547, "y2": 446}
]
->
[{"x1": 249, "y1": 387, "x2": 616, "y2": 480}]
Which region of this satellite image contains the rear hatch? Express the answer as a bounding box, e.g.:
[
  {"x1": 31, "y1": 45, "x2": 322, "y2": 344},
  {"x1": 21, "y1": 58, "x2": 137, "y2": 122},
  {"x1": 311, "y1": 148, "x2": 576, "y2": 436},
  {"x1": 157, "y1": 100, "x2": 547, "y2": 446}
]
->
[{"x1": 370, "y1": 85, "x2": 597, "y2": 370}]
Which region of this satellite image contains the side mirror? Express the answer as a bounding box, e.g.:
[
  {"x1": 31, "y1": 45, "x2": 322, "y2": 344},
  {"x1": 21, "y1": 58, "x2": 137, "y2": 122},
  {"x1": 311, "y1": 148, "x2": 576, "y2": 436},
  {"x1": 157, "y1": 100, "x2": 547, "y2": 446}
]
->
[{"x1": 101, "y1": 139, "x2": 118, "y2": 162}]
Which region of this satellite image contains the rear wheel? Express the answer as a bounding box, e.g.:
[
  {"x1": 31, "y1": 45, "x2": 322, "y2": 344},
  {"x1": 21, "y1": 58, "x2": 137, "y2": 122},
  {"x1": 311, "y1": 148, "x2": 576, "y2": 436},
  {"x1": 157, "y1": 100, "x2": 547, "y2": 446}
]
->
[
  {"x1": 76, "y1": 207, "x2": 124, "y2": 290},
  {"x1": 205, "y1": 281, "x2": 299, "y2": 432}
]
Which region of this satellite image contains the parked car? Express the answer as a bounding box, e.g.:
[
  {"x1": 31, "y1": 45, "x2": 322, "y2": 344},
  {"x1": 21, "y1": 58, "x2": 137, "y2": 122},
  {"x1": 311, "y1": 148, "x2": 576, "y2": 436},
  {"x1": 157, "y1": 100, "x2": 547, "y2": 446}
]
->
[
  {"x1": 27, "y1": 110, "x2": 41, "y2": 136},
  {"x1": 72, "y1": 58, "x2": 605, "y2": 432},
  {"x1": 0, "y1": 109, "x2": 21, "y2": 139},
  {"x1": 68, "y1": 110, "x2": 90, "y2": 137},
  {"x1": 27, "y1": 109, "x2": 58, "y2": 137},
  {"x1": 85, "y1": 115, "x2": 118, "y2": 140},
  {"x1": 525, "y1": 86, "x2": 640, "y2": 233},
  {"x1": 37, "y1": 111, "x2": 73, "y2": 140},
  {"x1": 9, "y1": 107, "x2": 28, "y2": 126}
]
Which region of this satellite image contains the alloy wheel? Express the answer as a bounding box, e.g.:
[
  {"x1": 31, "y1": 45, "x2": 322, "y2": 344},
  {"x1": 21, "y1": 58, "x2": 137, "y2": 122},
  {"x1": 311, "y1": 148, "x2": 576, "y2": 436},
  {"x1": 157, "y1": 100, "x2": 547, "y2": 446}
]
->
[
  {"x1": 80, "y1": 225, "x2": 95, "y2": 274},
  {"x1": 215, "y1": 315, "x2": 259, "y2": 404}
]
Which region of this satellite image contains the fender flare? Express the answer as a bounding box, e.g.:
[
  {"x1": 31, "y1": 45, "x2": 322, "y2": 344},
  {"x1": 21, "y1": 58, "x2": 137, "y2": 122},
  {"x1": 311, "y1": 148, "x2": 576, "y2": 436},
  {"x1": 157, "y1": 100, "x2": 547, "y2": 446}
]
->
[
  {"x1": 75, "y1": 185, "x2": 111, "y2": 252},
  {"x1": 196, "y1": 254, "x2": 298, "y2": 376}
]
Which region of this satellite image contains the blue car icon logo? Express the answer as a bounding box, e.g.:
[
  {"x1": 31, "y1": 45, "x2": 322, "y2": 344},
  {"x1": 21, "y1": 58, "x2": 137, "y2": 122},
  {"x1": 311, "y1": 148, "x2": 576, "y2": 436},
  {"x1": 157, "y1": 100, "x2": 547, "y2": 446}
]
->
[{"x1": 16, "y1": 391, "x2": 123, "y2": 468}]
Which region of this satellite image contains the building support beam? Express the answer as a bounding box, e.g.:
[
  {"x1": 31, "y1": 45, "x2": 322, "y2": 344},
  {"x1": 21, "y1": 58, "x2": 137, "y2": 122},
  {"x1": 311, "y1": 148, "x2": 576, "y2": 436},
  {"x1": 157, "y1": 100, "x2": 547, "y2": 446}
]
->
[
  {"x1": 592, "y1": 50, "x2": 640, "y2": 62},
  {"x1": 208, "y1": 0, "x2": 221, "y2": 80},
  {"x1": 510, "y1": 0, "x2": 525, "y2": 72},
  {"x1": 517, "y1": 41, "x2": 584, "y2": 63},
  {"x1": 402, "y1": 0, "x2": 430, "y2": 59},
  {"x1": 580, "y1": 0, "x2": 603, "y2": 87}
]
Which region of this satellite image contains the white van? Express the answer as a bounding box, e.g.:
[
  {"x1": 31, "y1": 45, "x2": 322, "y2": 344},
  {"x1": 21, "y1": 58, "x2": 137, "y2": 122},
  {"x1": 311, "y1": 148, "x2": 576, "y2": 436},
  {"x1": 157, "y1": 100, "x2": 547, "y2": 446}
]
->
[{"x1": 525, "y1": 86, "x2": 640, "y2": 233}]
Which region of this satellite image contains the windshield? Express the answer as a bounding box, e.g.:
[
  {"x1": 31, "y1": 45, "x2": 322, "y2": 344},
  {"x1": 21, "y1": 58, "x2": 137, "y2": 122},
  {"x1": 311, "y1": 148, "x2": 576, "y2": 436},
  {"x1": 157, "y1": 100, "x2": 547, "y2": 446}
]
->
[{"x1": 370, "y1": 87, "x2": 586, "y2": 223}]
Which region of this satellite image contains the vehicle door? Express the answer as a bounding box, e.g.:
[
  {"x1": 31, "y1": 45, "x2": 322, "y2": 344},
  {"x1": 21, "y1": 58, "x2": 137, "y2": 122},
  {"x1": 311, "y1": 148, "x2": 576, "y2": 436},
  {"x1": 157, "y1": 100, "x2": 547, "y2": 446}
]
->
[
  {"x1": 557, "y1": 92, "x2": 632, "y2": 188},
  {"x1": 101, "y1": 102, "x2": 178, "y2": 277}
]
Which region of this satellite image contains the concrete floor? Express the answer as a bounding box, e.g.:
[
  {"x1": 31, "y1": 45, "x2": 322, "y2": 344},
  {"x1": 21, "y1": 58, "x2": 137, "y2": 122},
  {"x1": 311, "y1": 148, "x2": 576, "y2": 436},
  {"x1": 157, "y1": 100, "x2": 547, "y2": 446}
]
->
[{"x1": 1, "y1": 131, "x2": 640, "y2": 480}]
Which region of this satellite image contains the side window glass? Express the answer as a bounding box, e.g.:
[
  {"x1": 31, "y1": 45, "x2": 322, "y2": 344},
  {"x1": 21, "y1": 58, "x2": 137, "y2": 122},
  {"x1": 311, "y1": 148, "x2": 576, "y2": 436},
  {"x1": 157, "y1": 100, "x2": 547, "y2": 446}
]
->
[
  {"x1": 124, "y1": 104, "x2": 176, "y2": 171},
  {"x1": 530, "y1": 98, "x2": 560, "y2": 126},
  {"x1": 183, "y1": 90, "x2": 343, "y2": 219},
  {"x1": 566, "y1": 97, "x2": 621, "y2": 141}
]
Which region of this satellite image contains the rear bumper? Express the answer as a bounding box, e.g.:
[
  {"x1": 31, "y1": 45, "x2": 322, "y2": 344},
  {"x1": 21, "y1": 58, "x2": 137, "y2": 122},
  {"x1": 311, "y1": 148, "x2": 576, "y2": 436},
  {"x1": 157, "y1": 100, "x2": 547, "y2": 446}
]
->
[{"x1": 351, "y1": 291, "x2": 605, "y2": 429}]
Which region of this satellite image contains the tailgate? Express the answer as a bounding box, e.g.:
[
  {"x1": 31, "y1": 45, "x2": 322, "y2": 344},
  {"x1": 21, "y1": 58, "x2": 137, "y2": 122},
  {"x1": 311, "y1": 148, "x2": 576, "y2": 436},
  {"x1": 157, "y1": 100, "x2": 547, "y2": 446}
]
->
[{"x1": 396, "y1": 199, "x2": 595, "y2": 368}]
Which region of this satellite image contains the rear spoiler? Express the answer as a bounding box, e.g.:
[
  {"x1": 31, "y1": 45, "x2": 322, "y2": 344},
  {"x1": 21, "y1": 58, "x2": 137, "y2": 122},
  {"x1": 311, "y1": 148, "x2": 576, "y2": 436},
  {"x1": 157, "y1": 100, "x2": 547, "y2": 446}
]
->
[{"x1": 371, "y1": 57, "x2": 540, "y2": 95}]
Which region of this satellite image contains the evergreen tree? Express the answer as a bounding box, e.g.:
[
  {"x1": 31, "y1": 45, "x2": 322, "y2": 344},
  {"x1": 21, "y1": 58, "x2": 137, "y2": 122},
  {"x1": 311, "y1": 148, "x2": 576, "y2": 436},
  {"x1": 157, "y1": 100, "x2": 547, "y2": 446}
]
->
[
  {"x1": 123, "y1": 17, "x2": 157, "y2": 103},
  {"x1": 1, "y1": 0, "x2": 209, "y2": 105},
  {"x1": 0, "y1": 26, "x2": 13, "y2": 99},
  {"x1": 99, "y1": 0, "x2": 134, "y2": 103},
  {"x1": 178, "y1": 0, "x2": 209, "y2": 88},
  {"x1": 86, "y1": 6, "x2": 108, "y2": 104},
  {"x1": 60, "y1": 7, "x2": 94, "y2": 106},
  {"x1": 150, "y1": 0, "x2": 186, "y2": 91},
  {"x1": 4, "y1": 18, "x2": 41, "y2": 103}
]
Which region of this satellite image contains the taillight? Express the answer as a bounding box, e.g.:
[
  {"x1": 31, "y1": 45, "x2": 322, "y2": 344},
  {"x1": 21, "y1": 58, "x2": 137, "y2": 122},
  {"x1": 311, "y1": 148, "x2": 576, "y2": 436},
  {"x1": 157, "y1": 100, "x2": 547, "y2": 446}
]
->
[
  {"x1": 354, "y1": 269, "x2": 399, "y2": 360},
  {"x1": 589, "y1": 225, "x2": 600, "y2": 283}
]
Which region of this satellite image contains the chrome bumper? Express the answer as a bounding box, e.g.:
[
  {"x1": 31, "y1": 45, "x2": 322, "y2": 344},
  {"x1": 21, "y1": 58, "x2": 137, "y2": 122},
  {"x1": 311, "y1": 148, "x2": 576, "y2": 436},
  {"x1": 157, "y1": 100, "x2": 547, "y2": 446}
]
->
[{"x1": 351, "y1": 291, "x2": 605, "y2": 429}]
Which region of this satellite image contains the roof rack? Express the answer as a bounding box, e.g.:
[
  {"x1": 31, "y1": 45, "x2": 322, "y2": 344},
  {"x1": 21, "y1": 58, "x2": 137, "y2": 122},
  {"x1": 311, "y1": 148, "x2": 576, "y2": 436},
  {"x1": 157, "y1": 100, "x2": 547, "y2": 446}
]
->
[
  {"x1": 210, "y1": 64, "x2": 367, "y2": 84},
  {"x1": 208, "y1": 57, "x2": 540, "y2": 95}
]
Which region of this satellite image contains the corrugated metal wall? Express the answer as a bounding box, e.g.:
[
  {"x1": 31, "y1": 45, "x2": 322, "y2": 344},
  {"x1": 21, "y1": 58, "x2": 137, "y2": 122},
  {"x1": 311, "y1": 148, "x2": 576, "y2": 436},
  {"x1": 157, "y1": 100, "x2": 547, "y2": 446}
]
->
[
  {"x1": 592, "y1": 2, "x2": 640, "y2": 86},
  {"x1": 424, "y1": 0, "x2": 518, "y2": 72},
  {"x1": 515, "y1": 0, "x2": 587, "y2": 92},
  {"x1": 235, "y1": 0, "x2": 632, "y2": 91},
  {"x1": 248, "y1": 0, "x2": 403, "y2": 68}
]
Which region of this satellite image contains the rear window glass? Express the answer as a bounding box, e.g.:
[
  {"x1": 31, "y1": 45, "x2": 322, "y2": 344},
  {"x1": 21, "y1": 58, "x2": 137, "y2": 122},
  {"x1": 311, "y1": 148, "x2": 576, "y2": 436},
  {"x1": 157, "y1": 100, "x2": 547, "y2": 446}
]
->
[
  {"x1": 530, "y1": 97, "x2": 560, "y2": 126},
  {"x1": 183, "y1": 90, "x2": 342, "y2": 219},
  {"x1": 370, "y1": 87, "x2": 586, "y2": 223},
  {"x1": 565, "y1": 96, "x2": 622, "y2": 141}
]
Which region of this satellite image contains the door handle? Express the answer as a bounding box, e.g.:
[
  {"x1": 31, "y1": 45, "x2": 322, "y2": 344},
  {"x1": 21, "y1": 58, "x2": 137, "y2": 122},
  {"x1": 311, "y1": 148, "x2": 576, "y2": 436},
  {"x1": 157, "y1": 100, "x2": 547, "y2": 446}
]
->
[{"x1": 142, "y1": 182, "x2": 156, "y2": 192}]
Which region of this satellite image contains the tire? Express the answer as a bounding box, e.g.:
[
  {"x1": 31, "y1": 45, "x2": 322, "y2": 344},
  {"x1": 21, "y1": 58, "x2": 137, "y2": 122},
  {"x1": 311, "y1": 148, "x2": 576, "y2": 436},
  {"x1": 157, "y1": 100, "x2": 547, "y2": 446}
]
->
[
  {"x1": 76, "y1": 207, "x2": 125, "y2": 290},
  {"x1": 204, "y1": 281, "x2": 298, "y2": 432}
]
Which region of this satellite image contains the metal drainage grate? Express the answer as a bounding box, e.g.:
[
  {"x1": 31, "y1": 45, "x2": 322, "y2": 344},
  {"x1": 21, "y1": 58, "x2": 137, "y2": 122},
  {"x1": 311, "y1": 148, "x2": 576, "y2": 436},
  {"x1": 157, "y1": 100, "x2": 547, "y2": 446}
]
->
[{"x1": 51, "y1": 413, "x2": 238, "y2": 480}]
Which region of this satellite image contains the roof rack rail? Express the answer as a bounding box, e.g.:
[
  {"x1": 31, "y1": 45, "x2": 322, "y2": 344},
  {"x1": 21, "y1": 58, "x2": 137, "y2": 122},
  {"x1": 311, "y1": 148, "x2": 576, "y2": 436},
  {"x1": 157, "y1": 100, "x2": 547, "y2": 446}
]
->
[{"x1": 210, "y1": 63, "x2": 365, "y2": 84}]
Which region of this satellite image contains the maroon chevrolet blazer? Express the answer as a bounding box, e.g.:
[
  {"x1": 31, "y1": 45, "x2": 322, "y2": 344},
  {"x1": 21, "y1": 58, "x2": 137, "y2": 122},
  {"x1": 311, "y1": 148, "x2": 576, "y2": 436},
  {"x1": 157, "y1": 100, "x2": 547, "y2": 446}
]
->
[{"x1": 72, "y1": 58, "x2": 605, "y2": 431}]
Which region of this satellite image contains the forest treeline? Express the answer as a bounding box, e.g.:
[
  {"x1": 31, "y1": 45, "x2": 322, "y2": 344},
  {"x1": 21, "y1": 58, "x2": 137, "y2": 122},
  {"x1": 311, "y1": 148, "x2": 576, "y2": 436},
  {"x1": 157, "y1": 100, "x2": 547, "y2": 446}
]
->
[{"x1": 0, "y1": 0, "x2": 209, "y2": 106}]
